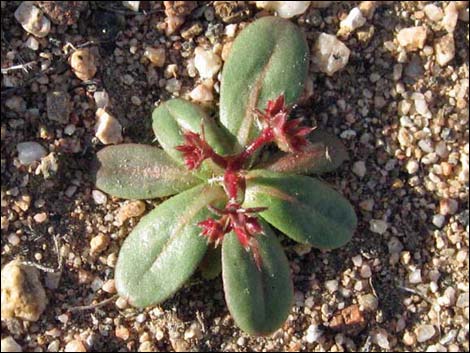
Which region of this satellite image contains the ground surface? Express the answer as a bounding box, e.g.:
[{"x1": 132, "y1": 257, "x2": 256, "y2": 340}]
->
[{"x1": 1, "y1": 1, "x2": 469, "y2": 352}]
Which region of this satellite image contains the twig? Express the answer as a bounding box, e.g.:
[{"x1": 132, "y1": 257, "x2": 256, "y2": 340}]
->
[
  {"x1": 397, "y1": 285, "x2": 433, "y2": 305},
  {"x1": 67, "y1": 295, "x2": 119, "y2": 312},
  {"x1": 1, "y1": 61, "x2": 37, "y2": 74}
]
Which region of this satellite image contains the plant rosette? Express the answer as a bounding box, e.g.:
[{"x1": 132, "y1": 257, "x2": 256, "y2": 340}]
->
[{"x1": 95, "y1": 16, "x2": 357, "y2": 336}]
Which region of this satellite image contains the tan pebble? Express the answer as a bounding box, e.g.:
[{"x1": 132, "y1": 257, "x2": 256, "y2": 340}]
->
[
  {"x1": 439, "y1": 198, "x2": 458, "y2": 215},
  {"x1": 102, "y1": 279, "x2": 116, "y2": 294},
  {"x1": 16, "y1": 195, "x2": 31, "y2": 212},
  {"x1": 65, "y1": 340, "x2": 87, "y2": 352},
  {"x1": 441, "y1": 162, "x2": 453, "y2": 176},
  {"x1": 116, "y1": 326, "x2": 130, "y2": 340},
  {"x1": 95, "y1": 108, "x2": 123, "y2": 145},
  {"x1": 90, "y1": 234, "x2": 109, "y2": 255},
  {"x1": 221, "y1": 41, "x2": 233, "y2": 61},
  {"x1": 69, "y1": 49, "x2": 97, "y2": 81},
  {"x1": 77, "y1": 269, "x2": 94, "y2": 284},
  {"x1": 34, "y1": 212, "x2": 48, "y2": 223},
  {"x1": 117, "y1": 201, "x2": 146, "y2": 224},
  {"x1": 403, "y1": 331, "x2": 416, "y2": 346},
  {"x1": 115, "y1": 297, "x2": 128, "y2": 309},
  {"x1": 359, "y1": 1, "x2": 378, "y2": 19},
  {"x1": 144, "y1": 47, "x2": 166, "y2": 67},
  {"x1": 397, "y1": 26, "x2": 427, "y2": 51},
  {"x1": 138, "y1": 341, "x2": 155, "y2": 352},
  {"x1": 189, "y1": 84, "x2": 214, "y2": 103},
  {"x1": 1, "y1": 260, "x2": 48, "y2": 321}
]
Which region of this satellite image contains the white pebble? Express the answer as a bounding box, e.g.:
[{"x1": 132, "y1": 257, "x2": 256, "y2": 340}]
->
[
  {"x1": 313, "y1": 33, "x2": 350, "y2": 76},
  {"x1": 456, "y1": 292, "x2": 469, "y2": 308},
  {"x1": 424, "y1": 4, "x2": 444, "y2": 22},
  {"x1": 189, "y1": 84, "x2": 214, "y2": 103},
  {"x1": 443, "y1": 2, "x2": 459, "y2": 33},
  {"x1": 409, "y1": 269, "x2": 422, "y2": 284},
  {"x1": 352, "y1": 255, "x2": 363, "y2": 267},
  {"x1": 194, "y1": 47, "x2": 222, "y2": 79},
  {"x1": 17, "y1": 142, "x2": 47, "y2": 165},
  {"x1": 339, "y1": 7, "x2": 366, "y2": 34},
  {"x1": 165, "y1": 78, "x2": 181, "y2": 94},
  {"x1": 435, "y1": 34, "x2": 455, "y2": 67},
  {"x1": 352, "y1": 161, "x2": 366, "y2": 178},
  {"x1": 256, "y1": 1, "x2": 311, "y2": 18},
  {"x1": 360, "y1": 264, "x2": 372, "y2": 278},
  {"x1": 305, "y1": 324, "x2": 323, "y2": 343},
  {"x1": 373, "y1": 330, "x2": 390, "y2": 349},
  {"x1": 94, "y1": 91, "x2": 109, "y2": 109},
  {"x1": 95, "y1": 108, "x2": 123, "y2": 145},
  {"x1": 418, "y1": 139, "x2": 434, "y2": 154},
  {"x1": 369, "y1": 219, "x2": 388, "y2": 235},
  {"x1": 397, "y1": 26, "x2": 427, "y2": 51},
  {"x1": 122, "y1": 1, "x2": 140, "y2": 12},
  {"x1": 416, "y1": 325, "x2": 436, "y2": 343},
  {"x1": 1, "y1": 337, "x2": 22, "y2": 352},
  {"x1": 432, "y1": 214, "x2": 446, "y2": 228},
  {"x1": 92, "y1": 190, "x2": 107, "y2": 205},
  {"x1": 406, "y1": 160, "x2": 419, "y2": 174},
  {"x1": 325, "y1": 280, "x2": 339, "y2": 293},
  {"x1": 14, "y1": 2, "x2": 50, "y2": 38},
  {"x1": 25, "y1": 36, "x2": 39, "y2": 50}
]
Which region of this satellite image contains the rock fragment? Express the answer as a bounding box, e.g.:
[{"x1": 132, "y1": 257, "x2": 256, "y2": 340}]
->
[
  {"x1": 14, "y1": 2, "x2": 51, "y2": 38},
  {"x1": 255, "y1": 1, "x2": 311, "y2": 18},
  {"x1": 435, "y1": 34, "x2": 455, "y2": 66},
  {"x1": 194, "y1": 47, "x2": 222, "y2": 79},
  {"x1": 1, "y1": 260, "x2": 48, "y2": 322},
  {"x1": 17, "y1": 142, "x2": 47, "y2": 165},
  {"x1": 397, "y1": 26, "x2": 427, "y2": 51},
  {"x1": 312, "y1": 33, "x2": 350, "y2": 76},
  {"x1": 47, "y1": 91, "x2": 71, "y2": 123},
  {"x1": 69, "y1": 49, "x2": 97, "y2": 81},
  {"x1": 95, "y1": 108, "x2": 123, "y2": 145}
]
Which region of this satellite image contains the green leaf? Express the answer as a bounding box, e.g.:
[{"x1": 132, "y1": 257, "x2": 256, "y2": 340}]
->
[
  {"x1": 222, "y1": 222, "x2": 293, "y2": 336},
  {"x1": 115, "y1": 184, "x2": 226, "y2": 307},
  {"x1": 95, "y1": 144, "x2": 201, "y2": 199},
  {"x1": 152, "y1": 98, "x2": 233, "y2": 177},
  {"x1": 220, "y1": 16, "x2": 309, "y2": 150},
  {"x1": 261, "y1": 131, "x2": 349, "y2": 175},
  {"x1": 199, "y1": 246, "x2": 222, "y2": 280},
  {"x1": 244, "y1": 170, "x2": 357, "y2": 249}
]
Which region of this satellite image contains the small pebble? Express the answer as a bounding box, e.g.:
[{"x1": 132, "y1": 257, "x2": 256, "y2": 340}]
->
[
  {"x1": 406, "y1": 160, "x2": 419, "y2": 174},
  {"x1": 424, "y1": 4, "x2": 444, "y2": 21},
  {"x1": 256, "y1": 1, "x2": 311, "y2": 18},
  {"x1": 47, "y1": 91, "x2": 71, "y2": 124},
  {"x1": 194, "y1": 47, "x2": 222, "y2": 79},
  {"x1": 102, "y1": 279, "x2": 116, "y2": 294},
  {"x1": 352, "y1": 161, "x2": 366, "y2": 178},
  {"x1": 69, "y1": 49, "x2": 97, "y2": 81},
  {"x1": 94, "y1": 91, "x2": 109, "y2": 109},
  {"x1": 15, "y1": 2, "x2": 50, "y2": 37},
  {"x1": 339, "y1": 7, "x2": 366, "y2": 35},
  {"x1": 144, "y1": 47, "x2": 166, "y2": 67},
  {"x1": 189, "y1": 84, "x2": 214, "y2": 103},
  {"x1": 305, "y1": 324, "x2": 323, "y2": 343},
  {"x1": 64, "y1": 340, "x2": 87, "y2": 352},
  {"x1": 409, "y1": 269, "x2": 422, "y2": 284},
  {"x1": 115, "y1": 297, "x2": 128, "y2": 309},
  {"x1": 1, "y1": 337, "x2": 22, "y2": 352},
  {"x1": 456, "y1": 292, "x2": 469, "y2": 308},
  {"x1": 435, "y1": 34, "x2": 455, "y2": 66},
  {"x1": 358, "y1": 294, "x2": 378, "y2": 312},
  {"x1": 415, "y1": 325, "x2": 436, "y2": 343},
  {"x1": 397, "y1": 26, "x2": 427, "y2": 51},
  {"x1": 115, "y1": 326, "x2": 130, "y2": 340},
  {"x1": 443, "y1": 2, "x2": 459, "y2": 33},
  {"x1": 312, "y1": 33, "x2": 350, "y2": 76},
  {"x1": 117, "y1": 201, "x2": 146, "y2": 224},
  {"x1": 122, "y1": 1, "x2": 140, "y2": 12},
  {"x1": 360, "y1": 264, "x2": 372, "y2": 278},
  {"x1": 369, "y1": 219, "x2": 388, "y2": 234},
  {"x1": 325, "y1": 280, "x2": 339, "y2": 293},
  {"x1": 439, "y1": 198, "x2": 458, "y2": 215},
  {"x1": 403, "y1": 331, "x2": 417, "y2": 346},
  {"x1": 92, "y1": 190, "x2": 107, "y2": 205},
  {"x1": 17, "y1": 142, "x2": 47, "y2": 165},
  {"x1": 95, "y1": 108, "x2": 123, "y2": 145},
  {"x1": 432, "y1": 214, "x2": 446, "y2": 228},
  {"x1": 25, "y1": 36, "x2": 39, "y2": 50},
  {"x1": 90, "y1": 234, "x2": 109, "y2": 255}
]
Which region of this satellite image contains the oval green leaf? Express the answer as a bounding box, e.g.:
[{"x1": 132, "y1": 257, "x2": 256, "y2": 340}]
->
[
  {"x1": 95, "y1": 144, "x2": 201, "y2": 199},
  {"x1": 115, "y1": 184, "x2": 226, "y2": 307},
  {"x1": 244, "y1": 170, "x2": 357, "y2": 249},
  {"x1": 220, "y1": 16, "x2": 309, "y2": 150},
  {"x1": 261, "y1": 131, "x2": 349, "y2": 175},
  {"x1": 152, "y1": 98, "x2": 233, "y2": 177},
  {"x1": 222, "y1": 222, "x2": 293, "y2": 336}
]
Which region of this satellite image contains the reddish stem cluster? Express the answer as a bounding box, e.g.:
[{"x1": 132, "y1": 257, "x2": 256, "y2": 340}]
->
[{"x1": 175, "y1": 94, "x2": 313, "y2": 268}]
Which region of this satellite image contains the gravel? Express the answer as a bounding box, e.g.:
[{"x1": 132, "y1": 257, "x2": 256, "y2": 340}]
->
[{"x1": 1, "y1": 1, "x2": 468, "y2": 352}]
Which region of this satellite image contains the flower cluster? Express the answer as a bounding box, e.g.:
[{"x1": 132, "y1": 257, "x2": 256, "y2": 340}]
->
[{"x1": 175, "y1": 94, "x2": 313, "y2": 267}]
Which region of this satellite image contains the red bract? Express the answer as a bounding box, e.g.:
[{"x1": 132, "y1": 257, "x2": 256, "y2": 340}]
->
[
  {"x1": 175, "y1": 130, "x2": 213, "y2": 170},
  {"x1": 257, "y1": 94, "x2": 314, "y2": 153},
  {"x1": 198, "y1": 218, "x2": 226, "y2": 246}
]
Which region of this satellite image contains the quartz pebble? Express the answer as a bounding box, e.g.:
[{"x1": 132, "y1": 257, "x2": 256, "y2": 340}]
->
[
  {"x1": 339, "y1": 7, "x2": 366, "y2": 35},
  {"x1": 305, "y1": 324, "x2": 323, "y2": 343},
  {"x1": 406, "y1": 160, "x2": 419, "y2": 174},
  {"x1": 439, "y1": 198, "x2": 458, "y2": 215},
  {"x1": 397, "y1": 26, "x2": 427, "y2": 51},
  {"x1": 64, "y1": 340, "x2": 87, "y2": 352},
  {"x1": 17, "y1": 142, "x2": 47, "y2": 165},
  {"x1": 432, "y1": 214, "x2": 446, "y2": 228},
  {"x1": 369, "y1": 219, "x2": 388, "y2": 234},
  {"x1": 358, "y1": 294, "x2": 378, "y2": 312},
  {"x1": 194, "y1": 47, "x2": 222, "y2": 79},
  {"x1": 189, "y1": 84, "x2": 214, "y2": 103},
  {"x1": 69, "y1": 49, "x2": 97, "y2": 81},
  {"x1": 373, "y1": 329, "x2": 390, "y2": 349},
  {"x1": 256, "y1": 1, "x2": 311, "y2": 18},
  {"x1": 409, "y1": 269, "x2": 422, "y2": 284},
  {"x1": 94, "y1": 91, "x2": 109, "y2": 109},
  {"x1": 25, "y1": 36, "x2": 39, "y2": 50},
  {"x1": 312, "y1": 33, "x2": 350, "y2": 76},
  {"x1": 47, "y1": 91, "x2": 71, "y2": 123},
  {"x1": 424, "y1": 4, "x2": 444, "y2": 22},
  {"x1": 15, "y1": 2, "x2": 51, "y2": 38},
  {"x1": 352, "y1": 161, "x2": 366, "y2": 178},
  {"x1": 95, "y1": 108, "x2": 123, "y2": 145},
  {"x1": 415, "y1": 325, "x2": 436, "y2": 343},
  {"x1": 92, "y1": 190, "x2": 107, "y2": 205},
  {"x1": 144, "y1": 47, "x2": 166, "y2": 67},
  {"x1": 102, "y1": 279, "x2": 116, "y2": 294},
  {"x1": 122, "y1": 1, "x2": 140, "y2": 12},
  {"x1": 435, "y1": 34, "x2": 455, "y2": 66},
  {"x1": 443, "y1": 2, "x2": 459, "y2": 33},
  {"x1": 1, "y1": 337, "x2": 22, "y2": 352},
  {"x1": 1, "y1": 260, "x2": 47, "y2": 321},
  {"x1": 456, "y1": 292, "x2": 469, "y2": 308}
]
